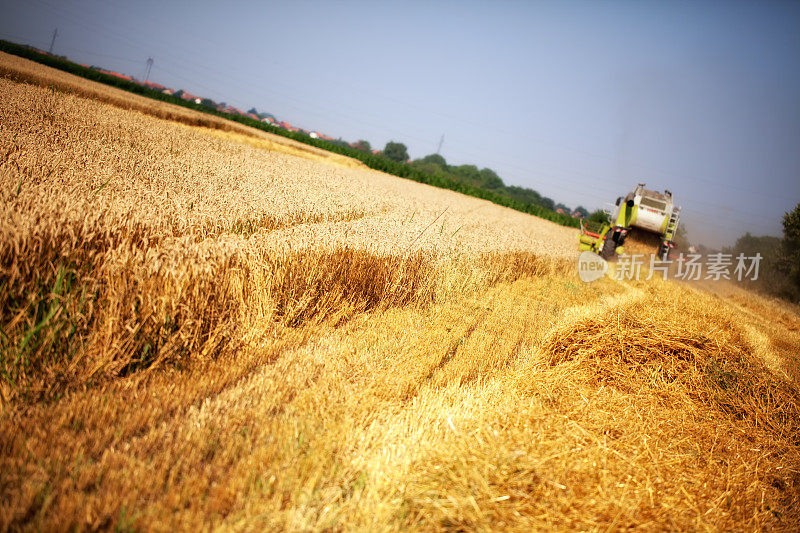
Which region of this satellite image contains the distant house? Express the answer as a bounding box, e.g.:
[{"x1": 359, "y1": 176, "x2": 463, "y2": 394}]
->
[
  {"x1": 309, "y1": 132, "x2": 319, "y2": 139},
  {"x1": 276, "y1": 121, "x2": 298, "y2": 132},
  {"x1": 556, "y1": 208, "x2": 566, "y2": 215},
  {"x1": 180, "y1": 92, "x2": 201, "y2": 104},
  {"x1": 162, "y1": 89, "x2": 174, "y2": 96},
  {"x1": 105, "y1": 71, "x2": 132, "y2": 81},
  {"x1": 141, "y1": 80, "x2": 165, "y2": 91}
]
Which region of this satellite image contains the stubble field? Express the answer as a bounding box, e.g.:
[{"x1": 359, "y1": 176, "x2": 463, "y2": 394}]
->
[{"x1": 1, "y1": 54, "x2": 799, "y2": 531}]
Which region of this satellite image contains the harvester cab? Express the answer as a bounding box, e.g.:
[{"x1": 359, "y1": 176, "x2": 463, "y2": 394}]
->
[{"x1": 578, "y1": 183, "x2": 681, "y2": 260}]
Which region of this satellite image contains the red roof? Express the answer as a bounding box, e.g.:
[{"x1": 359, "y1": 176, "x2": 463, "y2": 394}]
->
[
  {"x1": 106, "y1": 71, "x2": 132, "y2": 81},
  {"x1": 142, "y1": 81, "x2": 165, "y2": 90}
]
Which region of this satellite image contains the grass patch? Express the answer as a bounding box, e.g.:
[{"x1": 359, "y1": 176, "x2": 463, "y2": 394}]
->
[{"x1": 0, "y1": 264, "x2": 91, "y2": 383}]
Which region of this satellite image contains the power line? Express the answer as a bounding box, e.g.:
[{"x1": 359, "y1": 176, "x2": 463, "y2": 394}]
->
[
  {"x1": 51, "y1": 45, "x2": 143, "y2": 64},
  {"x1": 17, "y1": 0, "x2": 795, "y2": 231},
  {"x1": 11, "y1": 29, "x2": 787, "y2": 230},
  {"x1": 0, "y1": 30, "x2": 45, "y2": 46}
]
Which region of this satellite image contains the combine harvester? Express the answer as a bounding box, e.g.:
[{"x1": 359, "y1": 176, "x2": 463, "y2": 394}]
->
[{"x1": 579, "y1": 183, "x2": 681, "y2": 260}]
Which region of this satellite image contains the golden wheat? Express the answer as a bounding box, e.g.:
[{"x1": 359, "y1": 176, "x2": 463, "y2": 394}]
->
[
  {"x1": 0, "y1": 50, "x2": 364, "y2": 170},
  {"x1": 1, "y1": 52, "x2": 799, "y2": 532}
]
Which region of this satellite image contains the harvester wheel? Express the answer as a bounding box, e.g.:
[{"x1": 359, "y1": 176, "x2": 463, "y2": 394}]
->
[
  {"x1": 657, "y1": 243, "x2": 670, "y2": 261},
  {"x1": 601, "y1": 238, "x2": 617, "y2": 260}
]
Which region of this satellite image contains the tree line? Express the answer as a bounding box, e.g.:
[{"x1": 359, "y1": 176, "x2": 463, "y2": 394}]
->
[
  {"x1": 353, "y1": 141, "x2": 590, "y2": 217},
  {"x1": 721, "y1": 203, "x2": 800, "y2": 302}
]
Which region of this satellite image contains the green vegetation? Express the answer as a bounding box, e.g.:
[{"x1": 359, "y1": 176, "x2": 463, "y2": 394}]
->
[
  {"x1": 587, "y1": 209, "x2": 609, "y2": 224},
  {"x1": 777, "y1": 203, "x2": 800, "y2": 300},
  {"x1": 0, "y1": 38, "x2": 580, "y2": 229},
  {"x1": 0, "y1": 262, "x2": 94, "y2": 393},
  {"x1": 573, "y1": 205, "x2": 590, "y2": 218},
  {"x1": 352, "y1": 139, "x2": 372, "y2": 153},
  {"x1": 673, "y1": 221, "x2": 691, "y2": 251},
  {"x1": 724, "y1": 208, "x2": 800, "y2": 302},
  {"x1": 383, "y1": 141, "x2": 409, "y2": 163},
  {"x1": 410, "y1": 154, "x2": 567, "y2": 215}
]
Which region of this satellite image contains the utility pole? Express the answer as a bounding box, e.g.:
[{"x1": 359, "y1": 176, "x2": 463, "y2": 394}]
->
[
  {"x1": 145, "y1": 57, "x2": 153, "y2": 81},
  {"x1": 436, "y1": 133, "x2": 445, "y2": 155},
  {"x1": 48, "y1": 28, "x2": 57, "y2": 54}
]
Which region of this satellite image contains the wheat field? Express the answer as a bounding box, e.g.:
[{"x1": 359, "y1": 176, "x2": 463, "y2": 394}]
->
[{"x1": 1, "y1": 53, "x2": 799, "y2": 532}]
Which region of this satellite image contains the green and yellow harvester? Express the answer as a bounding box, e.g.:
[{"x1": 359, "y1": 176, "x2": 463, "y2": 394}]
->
[{"x1": 579, "y1": 183, "x2": 681, "y2": 260}]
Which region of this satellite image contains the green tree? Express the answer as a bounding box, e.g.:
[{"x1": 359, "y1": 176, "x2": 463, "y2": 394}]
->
[
  {"x1": 330, "y1": 138, "x2": 351, "y2": 148},
  {"x1": 200, "y1": 98, "x2": 215, "y2": 108},
  {"x1": 673, "y1": 222, "x2": 691, "y2": 250},
  {"x1": 778, "y1": 203, "x2": 800, "y2": 296},
  {"x1": 506, "y1": 185, "x2": 543, "y2": 207},
  {"x1": 724, "y1": 228, "x2": 795, "y2": 301},
  {"x1": 573, "y1": 206, "x2": 590, "y2": 218},
  {"x1": 723, "y1": 232, "x2": 781, "y2": 259},
  {"x1": 451, "y1": 165, "x2": 481, "y2": 186},
  {"x1": 411, "y1": 154, "x2": 448, "y2": 176},
  {"x1": 352, "y1": 140, "x2": 372, "y2": 153},
  {"x1": 417, "y1": 154, "x2": 447, "y2": 167},
  {"x1": 478, "y1": 168, "x2": 504, "y2": 190},
  {"x1": 383, "y1": 141, "x2": 409, "y2": 163},
  {"x1": 588, "y1": 209, "x2": 608, "y2": 224}
]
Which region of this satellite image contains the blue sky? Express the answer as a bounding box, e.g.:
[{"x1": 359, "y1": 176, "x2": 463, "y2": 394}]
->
[{"x1": 2, "y1": 0, "x2": 799, "y2": 247}]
